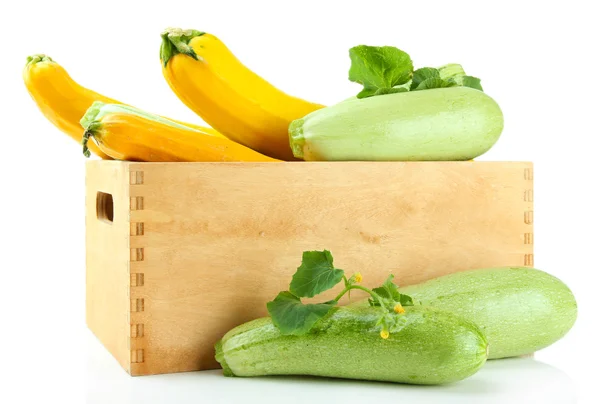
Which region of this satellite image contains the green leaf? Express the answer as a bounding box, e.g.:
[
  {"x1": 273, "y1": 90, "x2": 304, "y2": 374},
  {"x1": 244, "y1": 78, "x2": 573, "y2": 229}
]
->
[
  {"x1": 357, "y1": 88, "x2": 378, "y2": 98},
  {"x1": 437, "y1": 63, "x2": 466, "y2": 81},
  {"x1": 412, "y1": 64, "x2": 483, "y2": 92},
  {"x1": 461, "y1": 75, "x2": 483, "y2": 91},
  {"x1": 267, "y1": 291, "x2": 337, "y2": 335},
  {"x1": 397, "y1": 294, "x2": 414, "y2": 307},
  {"x1": 437, "y1": 64, "x2": 483, "y2": 91},
  {"x1": 410, "y1": 67, "x2": 440, "y2": 90},
  {"x1": 289, "y1": 250, "x2": 345, "y2": 298},
  {"x1": 374, "y1": 87, "x2": 409, "y2": 96},
  {"x1": 414, "y1": 77, "x2": 457, "y2": 91},
  {"x1": 358, "y1": 87, "x2": 408, "y2": 98},
  {"x1": 349, "y1": 45, "x2": 414, "y2": 99},
  {"x1": 372, "y1": 274, "x2": 414, "y2": 306}
]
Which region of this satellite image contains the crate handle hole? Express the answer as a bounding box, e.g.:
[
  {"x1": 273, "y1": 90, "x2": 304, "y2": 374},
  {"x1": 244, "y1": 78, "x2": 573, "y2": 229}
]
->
[{"x1": 97, "y1": 192, "x2": 114, "y2": 224}]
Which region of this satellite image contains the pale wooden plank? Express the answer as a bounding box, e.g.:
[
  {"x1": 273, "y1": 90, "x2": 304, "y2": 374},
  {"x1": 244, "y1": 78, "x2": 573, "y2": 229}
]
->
[{"x1": 85, "y1": 160, "x2": 132, "y2": 374}]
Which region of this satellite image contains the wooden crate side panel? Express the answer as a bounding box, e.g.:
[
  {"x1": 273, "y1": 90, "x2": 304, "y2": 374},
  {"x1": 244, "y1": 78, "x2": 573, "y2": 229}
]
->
[
  {"x1": 85, "y1": 161, "x2": 131, "y2": 373},
  {"x1": 126, "y1": 161, "x2": 533, "y2": 375}
]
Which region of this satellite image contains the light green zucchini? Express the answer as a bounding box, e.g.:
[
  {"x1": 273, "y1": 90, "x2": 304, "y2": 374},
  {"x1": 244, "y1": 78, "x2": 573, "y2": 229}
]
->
[
  {"x1": 215, "y1": 305, "x2": 488, "y2": 385},
  {"x1": 289, "y1": 86, "x2": 503, "y2": 161},
  {"x1": 354, "y1": 267, "x2": 577, "y2": 359}
]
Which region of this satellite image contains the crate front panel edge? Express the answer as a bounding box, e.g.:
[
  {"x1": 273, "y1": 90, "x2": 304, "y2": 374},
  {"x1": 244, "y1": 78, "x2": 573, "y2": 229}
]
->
[{"x1": 85, "y1": 161, "x2": 534, "y2": 376}]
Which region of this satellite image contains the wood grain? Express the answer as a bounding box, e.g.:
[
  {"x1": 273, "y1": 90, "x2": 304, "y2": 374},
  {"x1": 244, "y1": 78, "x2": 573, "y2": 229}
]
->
[
  {"x1": 85, "y1": 161, "x2": 131, "y2": 373},
  {"x1": 86, "y1": 161, "x2": 534, "y2": 376}
]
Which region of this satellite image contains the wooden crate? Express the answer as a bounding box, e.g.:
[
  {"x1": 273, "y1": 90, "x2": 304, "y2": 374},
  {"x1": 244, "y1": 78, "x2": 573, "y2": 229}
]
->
[{"x1": 85, "y1": 161, "x2": 534, "y2": 376}]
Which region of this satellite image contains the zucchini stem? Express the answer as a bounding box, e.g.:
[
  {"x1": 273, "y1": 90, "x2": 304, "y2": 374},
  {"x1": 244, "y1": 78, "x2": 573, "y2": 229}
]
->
[
  {"x1": 334, "y1": 284, "x2": 387, "y2": 307},
  {"x1": 342, "y1": 274, "x2": 349, "y2": 286},
  {"x1": 25, "y1": 54, "x2": 54, "y2": 67},
  {"x1": 160, "y1": 28, "x2": 205, "y2": 66},
  {"x1": 82, "y1": 130, "x2": 92, "y2": 158}
]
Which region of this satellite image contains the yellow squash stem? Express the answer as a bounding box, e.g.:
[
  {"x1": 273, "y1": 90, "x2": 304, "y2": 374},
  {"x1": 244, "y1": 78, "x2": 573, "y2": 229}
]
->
[
  {"x1": 23, "y1": 54, "x2": 225, "y2": 159},
  {"x1": 160, "y1": 28, "x2": 325, "y2": 161},
  {"x1": 81, "y1": 102, "x2": 281, "y2": 162}
]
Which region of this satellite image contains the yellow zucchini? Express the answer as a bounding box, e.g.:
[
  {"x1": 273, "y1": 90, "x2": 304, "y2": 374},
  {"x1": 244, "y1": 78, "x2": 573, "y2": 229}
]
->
[
  {"x1": 160, "y1": 28, "x2": 325, "y2": 161},
  {"x1": 81, "y1": 102, "x2": 280, "y2": 162},
  {"x1": 23, "y1": 54, "x2": 225, "y2": 159}
]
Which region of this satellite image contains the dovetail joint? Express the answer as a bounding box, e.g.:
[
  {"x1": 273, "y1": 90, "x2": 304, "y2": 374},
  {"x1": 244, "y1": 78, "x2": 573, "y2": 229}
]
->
[
  {"x1": 131, "y1": 349, "x2": 144, "y2": 363},
  {"x1": 131, "y1": 324, "x2": 144, "y2": 338},
  {"x1": 131, "y1": 298, "x2": 145, "y2": 312},
  {"x1": 130, "y1": 196, "x2": 144, "y2": 211},
  {"x1": 523, "y1": 168, "x2": 534, "y2": 268},
  {"x1": 130, "y1": 248, "x2": 144, "y2": 262},
  {"x1": 129, "y1": 170, "x2": 146, "y2": 365},
  {"x1": 131, "y1": 273, "x2": 144, "y2": 287},
  {"x1": 130, "y1": 171, "x2": 144, "y2": 185},
  {"x1": 130, "y1": 222, "x2": 144, "y2": 236}
]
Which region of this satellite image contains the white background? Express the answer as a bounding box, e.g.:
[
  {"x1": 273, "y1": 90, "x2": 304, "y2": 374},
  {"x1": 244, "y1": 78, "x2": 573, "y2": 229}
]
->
[{"x1": 1, "y1": 1, "x2": 598, "y2": 403}]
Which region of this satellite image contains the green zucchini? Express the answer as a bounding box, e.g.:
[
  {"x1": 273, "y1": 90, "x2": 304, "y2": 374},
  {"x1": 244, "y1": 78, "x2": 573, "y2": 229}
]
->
[
  {"x1": 375, "y1": 267, "x2": 576, "y2": 359},
  {"x1": 215, "y1": 305, "x2": 488, "y2": 385},
  {"x1": 288, "y1": 86, "x2": 503, "y2": 161}
]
